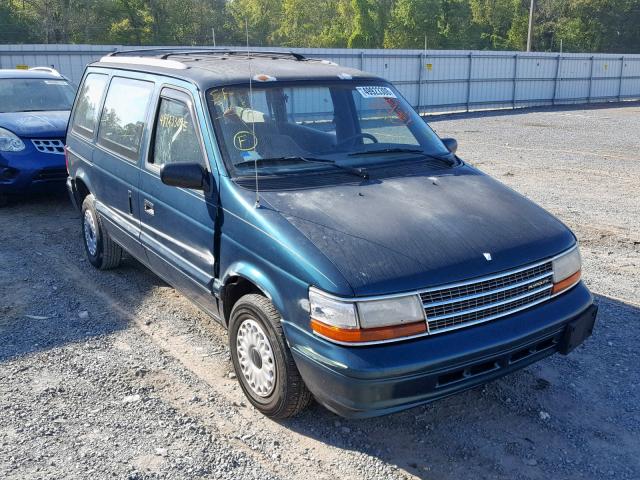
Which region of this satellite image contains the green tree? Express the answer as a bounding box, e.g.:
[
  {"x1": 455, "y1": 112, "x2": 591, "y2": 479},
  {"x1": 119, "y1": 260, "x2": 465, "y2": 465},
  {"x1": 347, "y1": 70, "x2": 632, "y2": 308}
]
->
[
  {"x1": 1, "y1": 0, "x2": 639, "y2": 53},
  {"x1": 384, "y1": 0, "x2": 442, "y2": 49},
  {"x1": 0, "y1": 1, "x2": 36, "y2": 43},
  {"x1": 226, "y1": 0, "x2": 283, "y2": 46},
  {"x1": 348, "y1": 0, "x2": 378, "y2": 48},
  {"x1": 469, "y1": 0, "x2": 528, "y2": 49}
]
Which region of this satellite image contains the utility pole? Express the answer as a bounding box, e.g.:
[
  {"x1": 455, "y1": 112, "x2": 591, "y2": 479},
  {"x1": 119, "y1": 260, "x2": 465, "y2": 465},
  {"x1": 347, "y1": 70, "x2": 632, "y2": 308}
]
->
[{"x1": 526, "y1": 0, "x2": 535, "y2": 52}]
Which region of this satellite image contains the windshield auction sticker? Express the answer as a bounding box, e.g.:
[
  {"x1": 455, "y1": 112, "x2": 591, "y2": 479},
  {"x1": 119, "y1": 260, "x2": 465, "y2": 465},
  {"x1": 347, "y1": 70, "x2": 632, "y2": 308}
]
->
[{"x1": 356, "y1": 86, "x2": 397, "y2": 98}]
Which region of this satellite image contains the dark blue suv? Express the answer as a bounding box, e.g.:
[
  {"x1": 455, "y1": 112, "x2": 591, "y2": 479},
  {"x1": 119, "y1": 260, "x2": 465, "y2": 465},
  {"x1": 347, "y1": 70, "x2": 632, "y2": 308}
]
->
[
  {"x1": 66, "y1": 50, "x2": 597, "y2": 418},
  {"x1": 0, "y1": 69, "x2": 76, "y2": 204}
]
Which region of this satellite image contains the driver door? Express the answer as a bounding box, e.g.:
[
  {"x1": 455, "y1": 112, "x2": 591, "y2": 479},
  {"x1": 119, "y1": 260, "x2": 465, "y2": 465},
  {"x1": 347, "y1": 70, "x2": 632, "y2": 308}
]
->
[{"x1": 139, "y1": 86, "x2": 220, "y2": 318}]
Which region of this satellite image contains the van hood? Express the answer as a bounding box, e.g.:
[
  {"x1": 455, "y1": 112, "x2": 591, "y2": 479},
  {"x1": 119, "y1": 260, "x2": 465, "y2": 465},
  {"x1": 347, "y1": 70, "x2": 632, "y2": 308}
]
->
[
  {"x1": 0, "y1": 111, "x2": 69, "y2": 138},
  {"x1": 259, "y1": 165, "x2": 575, "y2": 296}
]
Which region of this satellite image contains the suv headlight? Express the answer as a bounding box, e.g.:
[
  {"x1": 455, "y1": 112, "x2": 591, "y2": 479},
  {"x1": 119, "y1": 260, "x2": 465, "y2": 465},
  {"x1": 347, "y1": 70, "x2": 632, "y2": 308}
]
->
[
  {"x1": 309, "y1": 287, "x2": 426, "y2": 344},
  {"x1": 552, "y1": 246, "x2": 582, "y2": 294},
  {"x1": 0, "y1": 127, "x2": 25, "y2": 152}
]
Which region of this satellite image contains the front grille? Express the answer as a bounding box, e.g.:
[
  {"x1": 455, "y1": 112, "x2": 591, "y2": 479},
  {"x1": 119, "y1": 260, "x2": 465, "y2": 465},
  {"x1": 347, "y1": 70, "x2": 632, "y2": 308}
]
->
[
  {"x1": 421, "y1": 261, "x2": 554, "y2": 334},
  {"x1": 33, "y1": 167, "x2": 68, "y2": 180},
  {"x1": 32, "y1": 139, "x2": 65, "y2": 155}
]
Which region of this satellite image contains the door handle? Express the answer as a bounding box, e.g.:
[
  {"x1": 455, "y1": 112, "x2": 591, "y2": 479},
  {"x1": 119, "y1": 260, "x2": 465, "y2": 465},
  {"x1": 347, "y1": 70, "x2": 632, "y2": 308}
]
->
[{"x1": 143, "y1": 199, "x2": 154, "y2": 216}]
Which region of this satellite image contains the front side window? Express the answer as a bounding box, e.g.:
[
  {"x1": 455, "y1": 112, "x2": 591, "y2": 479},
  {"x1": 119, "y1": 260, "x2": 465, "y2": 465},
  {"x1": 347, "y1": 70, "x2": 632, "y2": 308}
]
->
[
  {"x1": 0, "y1": 78, "x2": 75, "y2": 113},
  {"x1": 207, "y1": 82, "x2": 450, "y2": 177},
  {"x1": 151, "y1": 97, "x2": 204, "y2": 168},
  {"x1": 98, "y1": 77, "x2": 154, "y2": 160},
  {"x1": 71, "y1": 73, "x2": 108, "y2": 137}
]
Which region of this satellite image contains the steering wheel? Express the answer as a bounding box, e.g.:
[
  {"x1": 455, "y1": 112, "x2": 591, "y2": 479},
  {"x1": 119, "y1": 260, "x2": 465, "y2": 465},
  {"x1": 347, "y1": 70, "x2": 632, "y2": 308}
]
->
[{"x1": 335, "y1": 132, "x2": 379, "y2": 149}]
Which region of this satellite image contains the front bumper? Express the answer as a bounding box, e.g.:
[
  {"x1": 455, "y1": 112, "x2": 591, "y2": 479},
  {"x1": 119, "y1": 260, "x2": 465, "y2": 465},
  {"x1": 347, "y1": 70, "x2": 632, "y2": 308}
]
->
[
  {"x1": 0, "y1": 144, "x2": 67, "y2": 196},
  {"x1": 285, "y1": 282, "x2": 596, "y2": 418}
]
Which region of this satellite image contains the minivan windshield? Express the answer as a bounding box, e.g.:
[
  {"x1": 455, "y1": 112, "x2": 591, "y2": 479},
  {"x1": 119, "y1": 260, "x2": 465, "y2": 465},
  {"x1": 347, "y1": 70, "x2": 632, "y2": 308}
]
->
[
  {"x1": 0, "y1": 78, "x2": 76, "y2": 113},
  {"x1": 207, "y1": 82, "x2": 452, "y2": 176}
]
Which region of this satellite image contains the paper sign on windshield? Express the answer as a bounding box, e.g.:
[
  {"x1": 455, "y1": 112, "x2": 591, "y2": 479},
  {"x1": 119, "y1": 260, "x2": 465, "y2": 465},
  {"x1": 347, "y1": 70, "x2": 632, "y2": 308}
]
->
[{"x1": 356, "y1": 86, "x2": 396, "y2": 99}]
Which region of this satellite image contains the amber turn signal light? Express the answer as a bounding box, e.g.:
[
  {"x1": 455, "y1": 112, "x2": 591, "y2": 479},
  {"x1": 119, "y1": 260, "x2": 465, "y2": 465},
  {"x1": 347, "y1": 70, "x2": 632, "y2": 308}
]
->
[
  {"x1": 552, "y1": 270, "x2": 581, "y2": 294},
  {"x1": 310, "y1": 318, "x2": 427, "y2": 343}
]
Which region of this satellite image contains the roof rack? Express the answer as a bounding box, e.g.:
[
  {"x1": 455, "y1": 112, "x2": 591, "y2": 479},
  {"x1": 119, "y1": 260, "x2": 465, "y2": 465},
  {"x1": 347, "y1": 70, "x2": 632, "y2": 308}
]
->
[
  {"x1": 107, "y1": 48, "x2": 306, "y2": 62},
  {"x1": 99, "y1": 55, "x2": 188, "y2": 70},
  {"x1": 28, "y1": 66, "x2": 62, "y2": 77}
]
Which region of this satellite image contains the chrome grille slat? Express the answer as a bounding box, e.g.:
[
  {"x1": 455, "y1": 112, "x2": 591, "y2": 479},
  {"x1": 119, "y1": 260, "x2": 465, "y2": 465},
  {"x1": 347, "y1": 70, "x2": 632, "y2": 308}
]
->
[
  {"x1": 422, "y1": 271, "x2": 553, "y2": 309},
  {"x1": 420, "y1": 262, "x2": 552, "y2": 305},
  {"x1": 423, "y1": 261, "x2": 554, "y2": 334},
  {"x1": 426, "y1": 284, "x2": 552, "y2": 323}
]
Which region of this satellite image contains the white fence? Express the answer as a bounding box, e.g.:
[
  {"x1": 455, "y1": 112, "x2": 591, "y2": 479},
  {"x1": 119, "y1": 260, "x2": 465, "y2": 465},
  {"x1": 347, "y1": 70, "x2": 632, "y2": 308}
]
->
[{"x1": 2, "y1": 44, "x2": 640, "y2": 114}]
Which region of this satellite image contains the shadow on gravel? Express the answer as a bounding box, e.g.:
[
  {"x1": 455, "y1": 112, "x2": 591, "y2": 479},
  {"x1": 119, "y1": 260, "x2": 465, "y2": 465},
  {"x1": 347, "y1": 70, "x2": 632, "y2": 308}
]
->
[
  {"x1": 281, "y1": 294, "x2": 640, "y2": 479},
  {"x1": 424, "y1": 100, "x2": 640, "y2": 124},
  {"x1": 0, "y1": 191, "x2": 163, "y2": 363}
]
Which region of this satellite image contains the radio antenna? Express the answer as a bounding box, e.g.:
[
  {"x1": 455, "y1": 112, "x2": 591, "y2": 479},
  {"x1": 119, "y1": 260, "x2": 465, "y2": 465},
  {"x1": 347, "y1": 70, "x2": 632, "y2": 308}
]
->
[{"x1": 245, "y1": 19, "x2": 260, "y2": 209}]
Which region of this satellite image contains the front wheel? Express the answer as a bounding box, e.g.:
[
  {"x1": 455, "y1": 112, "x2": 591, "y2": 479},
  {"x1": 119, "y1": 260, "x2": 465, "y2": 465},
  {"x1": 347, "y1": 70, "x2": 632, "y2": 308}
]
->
[
  {"x1": 229, "y1": 294, "x2": 312, "y2": 418},
  {"x1": 81, "y1": 195, "x2": 122, "y2": 270}
]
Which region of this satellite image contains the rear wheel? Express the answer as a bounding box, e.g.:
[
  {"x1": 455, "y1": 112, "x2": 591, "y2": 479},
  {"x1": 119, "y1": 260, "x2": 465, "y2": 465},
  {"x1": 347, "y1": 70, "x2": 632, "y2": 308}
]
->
[
  {"x1": 81, "y1": 195, "x2": 122, "y2": 270},
  {"x1": 229, "y1": 294, "x2": 312, "y2": 418}
]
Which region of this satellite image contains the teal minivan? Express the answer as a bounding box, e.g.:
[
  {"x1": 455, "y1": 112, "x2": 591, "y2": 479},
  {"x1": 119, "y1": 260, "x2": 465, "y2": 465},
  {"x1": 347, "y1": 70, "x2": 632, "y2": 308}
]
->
[{"x1": 66, "y1": 50, "x2": 597, "y2": 418}]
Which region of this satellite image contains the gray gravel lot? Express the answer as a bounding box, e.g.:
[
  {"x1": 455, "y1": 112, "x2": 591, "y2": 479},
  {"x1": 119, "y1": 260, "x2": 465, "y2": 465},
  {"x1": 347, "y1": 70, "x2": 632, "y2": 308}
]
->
[{"x1": 1, "y1": 103, "x2": 639, "y2": 479}]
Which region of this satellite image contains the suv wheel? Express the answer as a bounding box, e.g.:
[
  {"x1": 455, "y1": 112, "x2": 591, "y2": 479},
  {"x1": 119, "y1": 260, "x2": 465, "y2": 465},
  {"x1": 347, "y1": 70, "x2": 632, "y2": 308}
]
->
[
  {"x1": 229, "y1": 294, "x2": 312, "y2": 418},
  {"x1": 81, "y1": 195, "x2": 122, "y2": 270}
]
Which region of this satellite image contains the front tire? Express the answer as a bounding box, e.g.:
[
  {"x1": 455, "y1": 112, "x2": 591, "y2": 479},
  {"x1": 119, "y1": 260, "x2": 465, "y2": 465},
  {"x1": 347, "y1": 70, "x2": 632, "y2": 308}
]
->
[
  {"x1": 229, "y1": 294, "x2": 312, "y2": 418},
  {"x1": 81, "y1": 195, "x2": 122, "y2": 270}
]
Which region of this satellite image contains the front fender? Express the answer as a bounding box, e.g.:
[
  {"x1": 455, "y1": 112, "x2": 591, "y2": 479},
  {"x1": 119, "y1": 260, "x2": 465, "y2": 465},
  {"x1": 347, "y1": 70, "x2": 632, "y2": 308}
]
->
[{"x1": 221, "y1": 261, "x2": 287, "y2": 317}]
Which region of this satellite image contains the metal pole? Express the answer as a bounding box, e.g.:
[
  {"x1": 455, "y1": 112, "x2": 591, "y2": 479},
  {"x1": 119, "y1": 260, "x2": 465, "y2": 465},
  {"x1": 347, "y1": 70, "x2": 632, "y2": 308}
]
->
[
  {"x1": 466, "y1": 52, "x2": 473, "y2": 112},
  {"x1": 212, "y1": 27, "x2": 216, "y2": 47},
  {"x1": 511, "y1": 54, "x2": 518, "y2": 109},
  {"x1": 417, "y1": 52, "x2": 424, "y2": 114},
  {"x1": 587, "y1": 55, "x2": 594, "y2": 103},
  {"x1": 617, "y1": 56, "x2": 624, "y2": 102},
  {"x1": 360, "y1": 51, "x2": 364, "y2": 70},
  {"x1": 526, "y1": 0, "x2": 535, "y2": 52},
  {"x1": 552, "y1": 54, "x2": 561, "y2": 105}
]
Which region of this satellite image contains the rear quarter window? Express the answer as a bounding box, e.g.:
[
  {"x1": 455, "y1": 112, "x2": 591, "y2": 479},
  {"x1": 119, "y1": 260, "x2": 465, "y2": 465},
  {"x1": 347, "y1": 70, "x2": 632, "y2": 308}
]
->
[
  {"x1": 71, "y1": 73, "x2": 108, "y2": 138},
  {"x1": 97, "y1": 77, "x2": 154, "y2": 161}
]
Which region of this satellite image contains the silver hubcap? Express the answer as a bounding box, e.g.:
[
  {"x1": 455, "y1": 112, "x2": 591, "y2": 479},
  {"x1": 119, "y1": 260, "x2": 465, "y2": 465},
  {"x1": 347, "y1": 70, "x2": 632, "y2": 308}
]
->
[
  {"x1": 236, "y1": 319, "x2": 276, "y2": 397},
  {"x1": 83, "y1": 210, "x2": 98, "y2": 256}
]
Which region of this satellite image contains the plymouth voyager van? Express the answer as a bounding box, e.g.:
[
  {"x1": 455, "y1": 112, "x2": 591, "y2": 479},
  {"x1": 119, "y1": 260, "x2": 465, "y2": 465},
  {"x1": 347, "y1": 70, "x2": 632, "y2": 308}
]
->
[{"x1": 66, "y1": 49, "x2": 597, "y2": 418}]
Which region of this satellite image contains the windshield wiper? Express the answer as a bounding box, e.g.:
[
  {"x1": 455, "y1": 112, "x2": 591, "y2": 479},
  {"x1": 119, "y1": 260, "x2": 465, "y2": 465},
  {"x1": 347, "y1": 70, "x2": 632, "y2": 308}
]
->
[
  {"x1": 348, "y1": 148, "x2": 457, "y2": 166},
  {"x1": 348, "y1": 147, "x2": 424, "y2": 156},
  {"x1": 235, "y1": 156, "x2": 369, "y2": 179}
]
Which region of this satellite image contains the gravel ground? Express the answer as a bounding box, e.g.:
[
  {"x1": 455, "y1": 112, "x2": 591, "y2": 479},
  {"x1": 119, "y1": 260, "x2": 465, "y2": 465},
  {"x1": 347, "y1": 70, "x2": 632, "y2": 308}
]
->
[{"x1": 1, "y1": 103, "x2": 639, "y2": 480}]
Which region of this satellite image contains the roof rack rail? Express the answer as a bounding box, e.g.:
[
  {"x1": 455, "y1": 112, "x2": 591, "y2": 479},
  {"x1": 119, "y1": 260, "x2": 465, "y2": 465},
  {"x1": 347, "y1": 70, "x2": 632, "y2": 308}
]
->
[
  {"x1": 28, "y1": 66, "x2": 62, "y2": 77},
  {"x1": 99, "y1": 55, "x2": 187, "y2": 70},
  {"x1": 107, "y1": 48, "x2": 306, "y2": 62}
]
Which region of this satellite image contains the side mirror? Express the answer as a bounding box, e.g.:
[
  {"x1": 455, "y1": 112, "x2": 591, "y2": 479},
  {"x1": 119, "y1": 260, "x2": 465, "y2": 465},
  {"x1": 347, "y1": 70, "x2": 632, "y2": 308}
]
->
[
  {"x1": 441, "y1": 138, "x2": 458, "y2": 155},
  {"x1": 160, "y1": 162, "x2": 205, "y2": 190}
]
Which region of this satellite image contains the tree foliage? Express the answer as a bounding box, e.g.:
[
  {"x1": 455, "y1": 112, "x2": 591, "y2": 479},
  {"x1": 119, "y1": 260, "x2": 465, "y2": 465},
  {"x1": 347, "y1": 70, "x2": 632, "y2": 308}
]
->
[{"x1": 1, "y1": 0, "x2": 638, "y2": 53}]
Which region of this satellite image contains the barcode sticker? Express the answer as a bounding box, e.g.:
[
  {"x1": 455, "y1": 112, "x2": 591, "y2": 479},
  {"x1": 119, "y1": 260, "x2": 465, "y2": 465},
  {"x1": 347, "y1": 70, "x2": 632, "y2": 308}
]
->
[{"x1": 356, "y1": 86, "x2": 396, "y2": 98}]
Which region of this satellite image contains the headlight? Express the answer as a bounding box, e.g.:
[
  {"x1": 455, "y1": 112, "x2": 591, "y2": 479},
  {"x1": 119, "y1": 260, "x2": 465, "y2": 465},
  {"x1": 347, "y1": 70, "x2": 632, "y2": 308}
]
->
[
  {"x1": 309, "y1": 287, "x2": 426, "y2": 344},
  {"x1": 552, "y1": 246, "x2": 581, "y2": 294},
  {"x1": 309, "y1": 288, "x2": 358, "y2": 330},
  {"x1": 0, "y1": 127, "x2": 25, "y2": 152}
]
